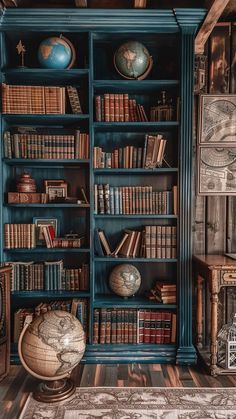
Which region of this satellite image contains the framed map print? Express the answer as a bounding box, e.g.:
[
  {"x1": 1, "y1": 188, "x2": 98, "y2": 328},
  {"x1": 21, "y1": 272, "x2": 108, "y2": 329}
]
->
[
  {"x1": 198, "y1": 95, "x2": 236, "y2": 144},
  {"x1": 197, "y1": 146, "x2": 236, "y2": 195}
]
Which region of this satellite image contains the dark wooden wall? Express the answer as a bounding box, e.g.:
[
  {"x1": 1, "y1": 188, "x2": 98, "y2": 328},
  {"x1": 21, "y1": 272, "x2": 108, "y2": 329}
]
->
[{"x1": 193, "y1": 22, "x2": 236, "y2": 255}]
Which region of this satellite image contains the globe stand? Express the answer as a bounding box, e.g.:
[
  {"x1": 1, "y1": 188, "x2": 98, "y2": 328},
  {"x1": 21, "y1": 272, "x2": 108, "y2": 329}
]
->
[{"x1": 33, "y1": 377, "x2": 76, "y2": 403}]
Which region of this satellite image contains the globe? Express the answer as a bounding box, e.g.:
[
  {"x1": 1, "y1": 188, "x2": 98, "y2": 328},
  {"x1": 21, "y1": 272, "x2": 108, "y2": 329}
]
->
[
  {"x1": 109, "y1": 264, "x2": 141, "y2": 298},
  {"x1": 114, "y1": 40, "x2": 153, "y2": 80},
  {"x1": 18, "y1": 310, "x2": 85, "y2": 401},
  {"x1": 38, "y1": 36, "x2": 73, "y2": 69}
]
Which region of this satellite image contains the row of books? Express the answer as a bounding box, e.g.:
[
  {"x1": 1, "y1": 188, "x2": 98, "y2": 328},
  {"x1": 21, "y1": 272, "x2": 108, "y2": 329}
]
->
[
  {"x1": 3, "y1": 129, "x2": 89, "y2": 160},
  {"x1": 13, "y1": 298, "x2": 88, "y2": 343},
  {"x1": 5, "y1": 260, "x2": 89, "y2": 292},
  {"x1": 93, "y1": 134, "x2": 167, "y2": 169},
  {"x1": 2, "y1": 84, "x2": 83, "y2": 115},
  {"x1": 146, "y1": 281, "x2": 177, "y2": 304},
  {"x1": 4, "y1": 223, "x2": 85, "y2": 249},
  {"x1": 95, "y1": 226, "x2": 177, "y2": 259},
  {"x1": 95, "y1": 93, "x2": 148, "y2": 122},
  {"x1": 94, "y1": 184, "x2": 177, "y2": 215},
  {"x1": 93, "y1": 308, "x2": 176, "y2": 344},
  {"x1": 4, "y1": 224, "x2": 36, "y2": 249}
]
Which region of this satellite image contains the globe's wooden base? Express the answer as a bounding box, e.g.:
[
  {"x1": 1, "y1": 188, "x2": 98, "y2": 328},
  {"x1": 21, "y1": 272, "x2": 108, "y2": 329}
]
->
[{"x1": 33, "y1": 378, "x2": 75, "y2": 403}]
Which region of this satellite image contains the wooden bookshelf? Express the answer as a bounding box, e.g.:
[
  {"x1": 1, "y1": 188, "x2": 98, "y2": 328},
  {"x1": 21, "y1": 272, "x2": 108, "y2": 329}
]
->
[{"x1": 0, "y1": 8, "x2": 206, "y2": 364}]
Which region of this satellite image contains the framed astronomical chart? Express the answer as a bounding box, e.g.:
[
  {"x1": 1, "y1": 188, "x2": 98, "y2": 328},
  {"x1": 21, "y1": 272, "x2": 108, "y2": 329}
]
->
[{"x1": 197, "y1": 95, "x2": 236, "y2": 195}]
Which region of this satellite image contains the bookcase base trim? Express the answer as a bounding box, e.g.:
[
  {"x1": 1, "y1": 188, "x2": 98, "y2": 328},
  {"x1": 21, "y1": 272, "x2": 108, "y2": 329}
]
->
[
  {"x1": 11, "y1": 346, "x2": 177, "y2": 365},
  {"x1": 176, "y1": 346, "x2": 197, "y2": 365}
]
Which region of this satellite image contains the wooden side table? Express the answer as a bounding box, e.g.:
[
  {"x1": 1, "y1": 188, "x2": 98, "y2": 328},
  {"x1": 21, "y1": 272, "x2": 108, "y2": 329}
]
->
[
  {"x1": 193, "y1": 255, "x2": 236, "y2": 376},
  {"x1": 0, "y1": 266, "x2": 11, "y2": 381}
]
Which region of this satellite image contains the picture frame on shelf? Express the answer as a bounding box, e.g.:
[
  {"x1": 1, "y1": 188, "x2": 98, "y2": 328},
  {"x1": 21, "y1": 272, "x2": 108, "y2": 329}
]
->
[
  {"x1": 33, "y1": 217, "x2": 59, "y2": 246},
  {"x1": 198, "y1": 94, "x2": 236, "y2": 145},
  {"x1": 44, "y1": 180, "x2": 68, "y2": 202},
  {"x1": 47, "y1": 185, "x2": 68, "y2": 202},
  {"x1": 197, "y1": 146, "x2": 236, "y2": 195}
]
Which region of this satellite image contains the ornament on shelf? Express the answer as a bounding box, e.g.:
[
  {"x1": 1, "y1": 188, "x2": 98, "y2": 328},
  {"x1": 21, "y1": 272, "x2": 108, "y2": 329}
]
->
[
  {"x1": 217, "y1": 312, "x2": 236, "y2": 370},
  {"x1": 16, "y1": 172, "x2": 37, "y2": 193},
  {"x1": 109, "y1": 264, "x2": 141, "y2": 298},
  {"x1": 150, "y1": 90, "x2": 174, "y2": 122},
  {"x1": 16, "y1": 40, "x2": 26, "y2": 68}
]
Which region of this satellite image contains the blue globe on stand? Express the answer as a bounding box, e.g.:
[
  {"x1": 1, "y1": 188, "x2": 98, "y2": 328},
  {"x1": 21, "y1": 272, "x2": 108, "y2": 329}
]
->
[{"x1": 38, "y1": 36, "x2": 72, "y2": 69}]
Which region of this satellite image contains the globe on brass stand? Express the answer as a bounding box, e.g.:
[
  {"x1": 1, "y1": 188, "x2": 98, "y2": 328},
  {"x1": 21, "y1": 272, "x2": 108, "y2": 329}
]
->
[{"x1": 18, "y1": 310, "x2": 85, "y2": 403}]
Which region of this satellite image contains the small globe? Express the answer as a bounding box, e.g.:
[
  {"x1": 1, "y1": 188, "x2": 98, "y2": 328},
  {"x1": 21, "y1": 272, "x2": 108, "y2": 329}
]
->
[
  {"x1": 109, "y1": 264, "x2": 141, "y2": 297},
  {"x1": 18, "y1": 310, "x2": 85, "y2": 381},
  {"x1": 38, "y1": 36, "x2": 72, "y2": 69},
  {"x1": 114, "y1": 40, "x2": 153, "y2": 80}
]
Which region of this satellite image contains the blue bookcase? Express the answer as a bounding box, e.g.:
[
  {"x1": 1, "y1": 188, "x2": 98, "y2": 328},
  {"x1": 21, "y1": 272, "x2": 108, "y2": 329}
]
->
[{"x1": 0, "y1": 8, "x2": 205, "y2": 364}]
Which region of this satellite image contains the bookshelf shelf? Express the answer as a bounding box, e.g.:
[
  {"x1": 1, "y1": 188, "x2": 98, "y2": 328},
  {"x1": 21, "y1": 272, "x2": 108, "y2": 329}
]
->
[
  {"x1": 4, "y1": 68, "x2": 89, "y2": 83},
  {"x1": 94, "y1": 257, "x2": 178, "y2": 263},
  {"x1": 93, "y1": 80, "x2": 180, "y2": 89},
  {"x1": 4, "y1": 248, "x2": 90, "y2": 253},
  {"x1": 94, "y1": 168, "x2": 178, "y2": 174},
  {"x1": 11, "y1": 291, "x2": 90, "y2": 299},
  {"x1": 93, "y1": 122, "x2": 179, "y2": 131},
  {"x1": 94, "y1": 295, "x2": 177, "y2": 309},
  {"x1": 2, "y1": 114, "x2": 90, "y2": 124},
  {"x1": 3, "y1": 159, "x2": 90, "y2": 166},
  {"x1": 0, "y1": 7, "x2": 205, "y2": 365},
  {"x1": 5, "y1": 204, "x2": 90, "y2": 208},
  {"x1": 94, "y1": 214, "x2": 177, "y2": 219}
]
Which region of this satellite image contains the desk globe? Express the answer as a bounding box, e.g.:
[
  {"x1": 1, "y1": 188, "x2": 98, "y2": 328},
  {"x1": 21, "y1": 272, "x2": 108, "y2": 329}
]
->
[
  {"x1": 38, "y1": 35, "x2": 75, "y2": 69},
  {"x1": 109, "y1": 264, "x2": 141, "y2": 298},
  {"x1": 114, "y1": 40, "x2": 153, "y2": 80},
  {"x1": 18, "y1": 310, "x2": 85, "y2": 402}
]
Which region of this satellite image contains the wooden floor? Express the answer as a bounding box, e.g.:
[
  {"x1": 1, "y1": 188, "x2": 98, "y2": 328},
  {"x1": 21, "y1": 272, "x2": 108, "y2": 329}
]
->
[{"x1": 1, "y1": 363, "x2": 236, "y2": 419}]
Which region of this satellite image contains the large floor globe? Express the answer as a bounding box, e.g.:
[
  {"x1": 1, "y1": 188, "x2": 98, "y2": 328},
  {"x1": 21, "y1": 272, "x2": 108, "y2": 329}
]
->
[{"x1": 18, "y1": 310, "x2": 85, "y2": 402}]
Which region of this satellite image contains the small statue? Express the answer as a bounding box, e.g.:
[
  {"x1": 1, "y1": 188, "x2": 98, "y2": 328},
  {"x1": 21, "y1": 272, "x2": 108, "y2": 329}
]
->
[{"x1": 16, "y1": 40, "x2": 26, "y2": 68}]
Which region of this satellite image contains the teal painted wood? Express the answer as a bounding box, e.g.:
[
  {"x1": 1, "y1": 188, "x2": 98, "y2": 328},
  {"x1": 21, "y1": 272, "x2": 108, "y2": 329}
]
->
[
  {"x1": 94, "y1": 168, "x2": 178, "y2": 174},
  {"x1": 3, "y1": 159, "x2": 89, "y2": 166},
  {"x1": 4, "y1": 248, "x2": 90, "y2": 253},
  {"x1": 94, "y1": 215, "x2": 177, "y2": 219},
  {"x1": 4, "y1": 204, "x2": 90, "y2": 208},
  {"x1": 0, "y1": 9, "x2": 205, "y2": 32},
  {"x1": 94, "y1": 257, "x2": 178, "y2": 263},
  {"x1": 11, "y1": 291, "x2": 90, "y2": 299},
  {"x1": 176, "y1": 29, "x2": 197, "y2": 365}
]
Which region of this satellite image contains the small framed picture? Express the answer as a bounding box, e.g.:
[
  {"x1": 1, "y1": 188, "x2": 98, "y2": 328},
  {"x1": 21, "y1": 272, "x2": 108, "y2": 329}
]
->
[
  {"x1": 33, "y1": 217, "x2": 59, "y2": 245},
  {"x1": 47, "y1": 185, "x2": 68, "y2": 202}
]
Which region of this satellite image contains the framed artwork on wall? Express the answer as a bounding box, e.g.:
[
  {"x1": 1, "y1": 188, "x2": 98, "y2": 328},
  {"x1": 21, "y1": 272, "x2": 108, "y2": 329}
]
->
[
  {"x1": 197, "y1": 94, "x2": 236, "y2": 195},
  {"x1": 198, "y1": 94, "x2": 236, "y2": 145}
]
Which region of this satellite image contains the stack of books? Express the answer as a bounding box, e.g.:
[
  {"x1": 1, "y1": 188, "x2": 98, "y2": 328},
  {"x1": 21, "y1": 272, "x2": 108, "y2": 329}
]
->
[
  {"x1": 4, "y1": 223, "x2": 36, "y2": 249},
  {"x1": 147, "y1": 281, "x2": 176, "y2": 304}
]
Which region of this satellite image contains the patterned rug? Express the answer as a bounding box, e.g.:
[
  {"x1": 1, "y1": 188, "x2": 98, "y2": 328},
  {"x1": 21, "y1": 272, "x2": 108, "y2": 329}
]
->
[{"x1": 19, "y1": 387, "x2": 236, "y2": 419}]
